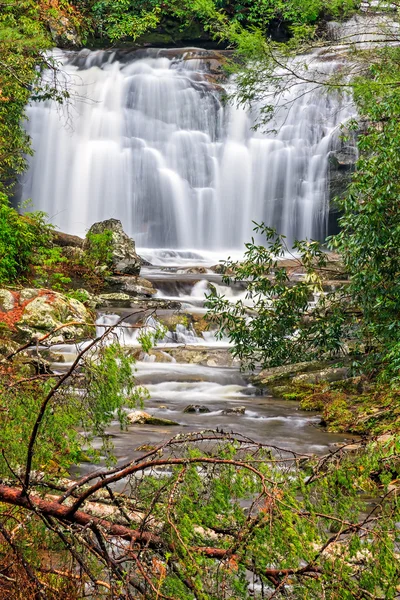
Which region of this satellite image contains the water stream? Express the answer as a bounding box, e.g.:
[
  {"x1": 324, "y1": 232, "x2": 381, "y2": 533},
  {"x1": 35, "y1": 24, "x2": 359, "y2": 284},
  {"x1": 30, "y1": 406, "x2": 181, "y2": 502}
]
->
[{"x1": 49, "y1": 264, "x2": 350, "y2": 471}]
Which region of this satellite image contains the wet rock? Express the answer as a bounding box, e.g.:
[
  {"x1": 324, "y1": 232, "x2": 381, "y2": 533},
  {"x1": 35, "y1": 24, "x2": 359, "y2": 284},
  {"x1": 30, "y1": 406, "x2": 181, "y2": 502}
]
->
[
  {"x1": 191, "y1": 313, "x2": 210, "y2": 336},
  {"x1": 20, "y1": 356, "x2": 53, "y2": 375},
  {"x1": 53, "y1": 231, "x2": 84, "y2": 248},
  {"x1": 210, "y1": 264, "x2": 234, "y2": 275},
  {"x1": 85, "y1": 219, "x2": 141, "y2": 275},
  {"x1": 108, "y1": 298, "x2": 181, "y2": 311},
  {"x1": 103, "y1": 276, "x2": 156, "y2": 297},
  {"x1": 161, "y1": 345, "x2": 238, "y2": 367},
  {"x1": 177, "y1": 266, "x2": 209, "y2": 274},
  {"x1": 241, "y1": 386, "x2": 263, "y2": 396},
  {"x1": 183, "y1": 404, "x2": 211, "y2": 414},
  {"x1": 97, "y1": 293, "x2": 131, "y2": 304},
  {"x1": 39, "y1": 350, "x2": 66, "y2": 363},
  {"x1": 16, "y1": 291, "x2": 94, "y2": 342},
  {"x1": 222, "y1": 406, "x2": 246, "y2": 415},
  {"x1": 146, "y1": 350, "x2": 175, "y2": 363},
  {"x1": 127, "y1": 410, "x2": 179, "y2": 426},
  {"x1": 69, "y1": 289, "x2": 97, "y2": 309},
  {"x1": 0, "y1": 290, "x2": 15, "y2": 312}
]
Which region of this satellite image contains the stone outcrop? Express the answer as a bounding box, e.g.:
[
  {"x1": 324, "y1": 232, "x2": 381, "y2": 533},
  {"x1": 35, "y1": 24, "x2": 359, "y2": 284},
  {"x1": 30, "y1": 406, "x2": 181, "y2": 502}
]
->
[
  {"x1": 183, "y1": 405, "x2": 210, "y2": 414},
  {"x1": 253, "y1": 360, "x2": 351, "y2": 397},
  {"x1": 222, "y1": 406, "x2": 246, "y2": 415},
  {"x1": 129, "y1": 345, "x2": 237, "y2": 367},
  {"x1": 103, "y1": 276, "x2": 156, "y2": 297},
  {"x1": 52, "y1": 231, "x2": 84, "y2": 248},
  {"x1": 47, "y1": 15, "x2": 82, "y2": 49},
  {"x1": 0, "y1": 288, "x2": 94, "y2": 343},
  {"x1": 127, "y1": 410, "x2": 179, "y2": 426},
  {"x1": 0, "y1": 290, "x2": 15, "y2": 312},
  {"x1": 85, "y1": 219, "x2": 141, "y2": 276}
]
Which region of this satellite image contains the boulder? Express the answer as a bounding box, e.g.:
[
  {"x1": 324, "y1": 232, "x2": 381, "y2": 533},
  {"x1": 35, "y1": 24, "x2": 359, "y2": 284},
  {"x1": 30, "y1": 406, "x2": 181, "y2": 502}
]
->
[
  {"x1": 127, "y1": 410, "x2": 179, "y2": 426},
  {"x1": 177, "y1": 266, "x2": 209, "y2": 274},
  {"x1": 19, "y1": 288, "x2": 40, "y2": 303},
  {"x1": 158, "y1": 345, "x2": 238, "y2": 367},
  {"x1": 241, "y1": 386, "x2": 263, "y2": 396},
  {"x1": 16, "y1": 291, "x2": 94, "y2": 342},
  {"x1": 48, "y1": 15, "x2": 82, "y2": 48},
  {"x1": 97, "y1": 293, "x2": 132, "y2": 304},
  {"x1": 210, "y1": 264, "x2": 234, "y2": 275},
  {"x1": 53, "y1": 231, "x2": 84, "y2": 248},
  {"x1": 103, "y1": 276, "x2": 156, "y2": 297},
  {"x1": 61, "y1": 246, "x2": 85, "y2": 261},
  {"x1": 85, "y1": 219, "x2": 141, "y2": 276},
  {"x1": 222, "y1": 406, "x2": 246, "y2": 415},
  {"x1": 0, "y1": 290, "x2": 15, "y2": 312},
  {"x1": 0, "y1": 338, "x2": 19, "y2": 357},
  {"x1": 292, "y1": 367, "x2": 350, "y2": 384},
  {"x1": 253, "y1": 361, "x2": 327, "y2": 387},
  {"x1": 183, "y1": 404, "x2": 210, "y2": 414}
]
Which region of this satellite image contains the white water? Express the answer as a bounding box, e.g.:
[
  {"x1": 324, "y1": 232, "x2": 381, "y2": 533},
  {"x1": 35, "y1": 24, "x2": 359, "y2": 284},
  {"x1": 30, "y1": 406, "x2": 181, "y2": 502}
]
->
[{"x1": 21, "y1": 47, "x2": 355, "y2": 250}]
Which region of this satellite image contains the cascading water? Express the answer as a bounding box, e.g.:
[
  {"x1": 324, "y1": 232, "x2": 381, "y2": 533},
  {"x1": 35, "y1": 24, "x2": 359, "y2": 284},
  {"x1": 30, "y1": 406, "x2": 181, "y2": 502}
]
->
[{"x1": 20, "y1": 46, "x2": 356, "y2": 251}]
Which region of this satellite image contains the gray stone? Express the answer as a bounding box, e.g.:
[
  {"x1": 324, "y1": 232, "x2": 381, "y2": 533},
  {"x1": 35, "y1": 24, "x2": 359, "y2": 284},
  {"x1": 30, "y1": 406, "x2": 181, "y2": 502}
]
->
[
  {"x1": 53, "y1": 231, "x2": 84, "y2": 248},
  {"x1": 48, "y1": 15, "x2": 82, "y2": 48},
  {"x1": 97, "y1": 293, "x2": 131, "y2": 303},
  {"x1": 19, "y1": 289, "x2": 40, "y2": 303},
  {"x1": 222, "y1": 406, "x2": 246, "y2": 415},
  {"x1": 103, "y1": 276, "x2": 156, "y2": 297},
  {"x1": 183, "y1": 405, "x2": 211, "y2": 414},
  {"x1": 61, "y1": 246, "x2": 85, "y2": 261},
  {"x1": 16, "y1": 291, "x2": 94, "y2": 342},
  {"x1": 85, "y1": 219, "x2": 141, "y2": 276},
  {"x1": 292, "y1": 367, "x2": 350, "y2": 384},
  {"x1": 253, "y1": 361, "x2": 326, "y2": 387},
  {"x1": 127, "y1": 410, "x2": 179, "y2": 426},
  {"x1": 152, "y1": 345, "x2": 238, "y2": 367},
  {"x1": 0, "y1": 290, "x2": 15, "y2": 312}
]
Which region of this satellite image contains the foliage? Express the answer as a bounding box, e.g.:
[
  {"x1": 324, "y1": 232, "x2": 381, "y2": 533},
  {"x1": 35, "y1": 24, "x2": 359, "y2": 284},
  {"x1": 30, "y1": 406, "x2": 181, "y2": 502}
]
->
[
  {"x1": 328, "y1": 45, "x2": 400, "y2": 378},
  {"x1": 206, "y1": 223, "x2": 347, "y2": 370},
  {"x1": 0, "y1": 406, "x2": 399, "y2": 597},
  {"x1": 0, "y1": 1, "x2": 75, "y2": 194},
  {"x1": 77, "y1": 0, "x2": 358, "y2": 44},
  {"x1": 0, "y1": 195, "x2": 55, "y2": 285},
  {"x1": 0, "y1": 337, "x2": 141, "y2": 477},
  {"x1": 84, "y1": 228, "x2": 113, "y2": 270}
]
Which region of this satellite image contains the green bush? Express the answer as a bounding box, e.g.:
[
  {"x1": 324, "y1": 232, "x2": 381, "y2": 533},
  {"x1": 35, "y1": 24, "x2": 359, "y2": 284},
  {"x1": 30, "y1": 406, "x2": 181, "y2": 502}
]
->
[
  {"x1": 0, "y1": 194, "x2": 54, "y2": 285},
  {"x1": 84, "y1": 229, "x2": 113, "y2": 269}
]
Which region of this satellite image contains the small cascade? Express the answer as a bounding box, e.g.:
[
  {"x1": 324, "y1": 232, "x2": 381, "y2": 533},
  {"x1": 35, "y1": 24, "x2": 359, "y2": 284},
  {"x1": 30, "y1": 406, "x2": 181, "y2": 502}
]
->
[{"x1": 20, "y1": 46, "x2": 356, "y2": 250}]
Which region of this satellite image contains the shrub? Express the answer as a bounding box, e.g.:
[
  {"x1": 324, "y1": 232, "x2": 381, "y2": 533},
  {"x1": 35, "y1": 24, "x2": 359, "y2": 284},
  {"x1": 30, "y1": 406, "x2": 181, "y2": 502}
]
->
[{"x1": 0, "y1": 194, "x2": 54, "y2": 285}]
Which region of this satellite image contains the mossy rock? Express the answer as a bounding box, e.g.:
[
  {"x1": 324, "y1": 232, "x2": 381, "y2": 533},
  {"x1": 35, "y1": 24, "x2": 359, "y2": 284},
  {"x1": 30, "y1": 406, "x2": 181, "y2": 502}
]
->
[
  {"x1": 253, "y1": 361, "x2": 328, "y2": 388},
  {"x1": 16, "y1": 290, "x2": 95, "y2": 342},
  {"x1": 127, "y1": 410, "x2": 179, "y2": 426}
]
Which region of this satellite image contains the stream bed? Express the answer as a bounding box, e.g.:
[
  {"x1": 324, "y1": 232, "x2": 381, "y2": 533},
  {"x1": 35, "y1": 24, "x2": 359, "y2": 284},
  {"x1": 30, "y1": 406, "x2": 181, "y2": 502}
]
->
[{"x1": 49, "y1": 253, "x2": 351, "y2": 474}]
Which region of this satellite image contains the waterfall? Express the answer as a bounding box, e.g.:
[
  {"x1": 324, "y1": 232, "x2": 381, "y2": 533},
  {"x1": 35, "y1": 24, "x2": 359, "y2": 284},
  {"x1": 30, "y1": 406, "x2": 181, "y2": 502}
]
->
[{"x1": 20, "y1": 47, "x2": 356, "y2": 250}]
